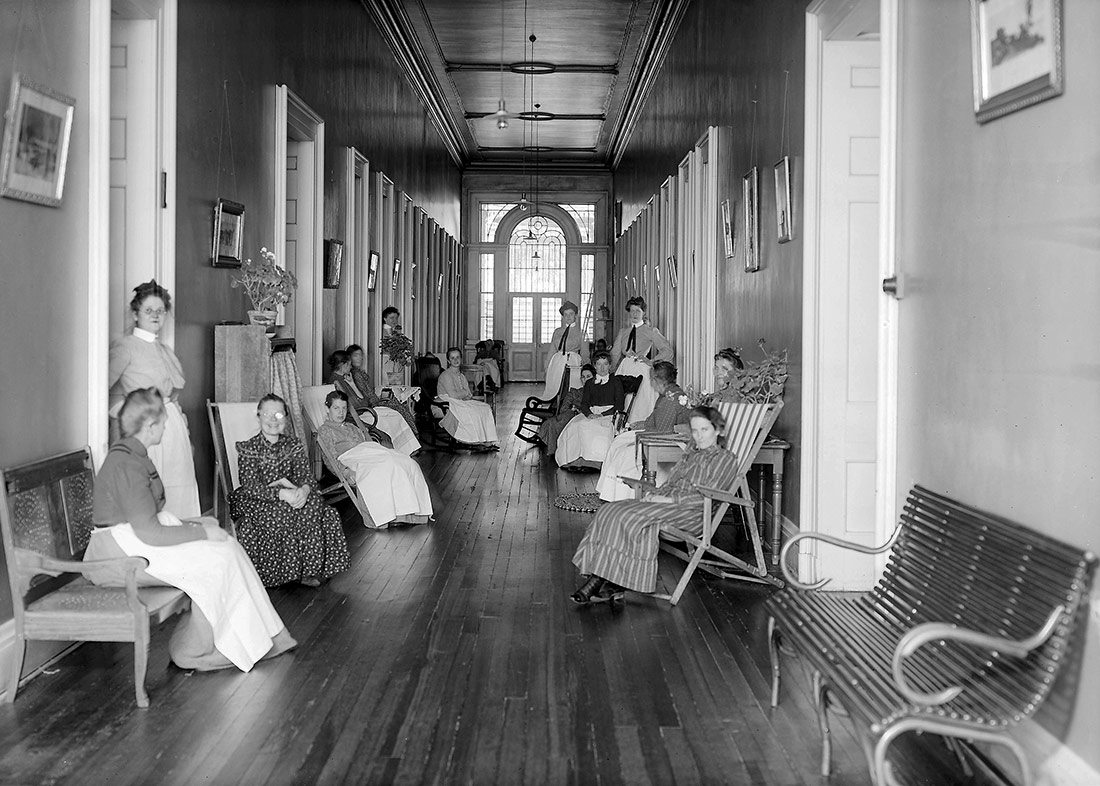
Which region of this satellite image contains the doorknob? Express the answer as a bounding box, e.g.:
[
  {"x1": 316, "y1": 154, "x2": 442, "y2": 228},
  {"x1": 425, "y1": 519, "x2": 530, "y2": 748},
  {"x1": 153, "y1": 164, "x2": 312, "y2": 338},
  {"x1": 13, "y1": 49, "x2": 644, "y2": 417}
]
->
[{"x1": 882, "y1": 275, "x2": 903, "y2": 299}]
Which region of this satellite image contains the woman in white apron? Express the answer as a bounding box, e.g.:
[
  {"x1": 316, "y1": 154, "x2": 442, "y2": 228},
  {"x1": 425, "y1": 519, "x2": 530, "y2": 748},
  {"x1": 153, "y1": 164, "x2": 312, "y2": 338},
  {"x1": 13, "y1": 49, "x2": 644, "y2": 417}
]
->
[
  {"x1": 540, "y1": 300, "x2": 586, "y2": 401},
  {"x1": 609, "y1": 296, "x2": 673, "y2": 423},
  {"x1": 108, "y1": 280, "x2": 201, "y2": 518},
  {"x1": 437, "y1": 347, "x2": 499, "y2": 449}
]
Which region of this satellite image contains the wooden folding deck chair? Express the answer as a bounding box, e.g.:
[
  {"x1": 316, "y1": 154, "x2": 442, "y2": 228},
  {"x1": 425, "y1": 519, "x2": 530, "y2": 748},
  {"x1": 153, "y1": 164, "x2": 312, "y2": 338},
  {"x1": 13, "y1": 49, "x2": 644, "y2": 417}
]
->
[
  {"x1": 206, "y1": 400, "x2": 264, "y2": 534},
  {"x1": 635, "y1": 400, "x2": 785, "y2": 604},
  {"x1": 301, "y1": 385, "x2": 427, "y2": 529}
]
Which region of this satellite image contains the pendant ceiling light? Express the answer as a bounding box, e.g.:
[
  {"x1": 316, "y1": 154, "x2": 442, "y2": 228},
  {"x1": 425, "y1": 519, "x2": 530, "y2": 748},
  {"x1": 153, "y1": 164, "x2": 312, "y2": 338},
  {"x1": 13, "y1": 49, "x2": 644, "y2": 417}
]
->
[{"x1": 492, "y1": 0, "x2": 508, "y2": 130}]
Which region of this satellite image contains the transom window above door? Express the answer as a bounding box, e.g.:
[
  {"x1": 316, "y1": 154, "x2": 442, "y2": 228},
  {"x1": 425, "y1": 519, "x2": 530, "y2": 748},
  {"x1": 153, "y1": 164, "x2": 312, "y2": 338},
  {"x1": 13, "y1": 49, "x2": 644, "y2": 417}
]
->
[{"x1": 509, "y1": 215, "x2": 565, "y2": 292}]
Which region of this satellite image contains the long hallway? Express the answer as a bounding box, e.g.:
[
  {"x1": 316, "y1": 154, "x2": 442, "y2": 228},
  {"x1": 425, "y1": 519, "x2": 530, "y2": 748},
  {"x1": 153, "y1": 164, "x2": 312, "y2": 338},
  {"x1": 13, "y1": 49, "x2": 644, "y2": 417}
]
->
[{"x1": 0, "y1": 386, "x2": 975, "y2": 785}]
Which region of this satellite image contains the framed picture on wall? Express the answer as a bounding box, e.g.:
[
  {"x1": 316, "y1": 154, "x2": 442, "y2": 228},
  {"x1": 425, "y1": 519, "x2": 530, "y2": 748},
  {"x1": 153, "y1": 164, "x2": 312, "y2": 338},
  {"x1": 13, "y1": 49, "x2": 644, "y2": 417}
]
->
[
  {"x1": 721, "y1": 199, "x2": 734, "y2": 258},
  {"x1": 774, "y1": 156, "x2": 793, "y2": 243},
  {"x1": 391, "y1": 258, "x2": 401, "y2": 291},
  {"x1": 323, "y1": 239, "x2": 343, "y2": 288},
  {"x1": 666, "y1": 255, "x2": 678, "y2": 289},
  {"x1": 211, "y1": 199, "x2": 245, "y2": 268},
  {"x1": 0, "y1": 74, "x2": 75, "y2": 207},
  {"x1": 367, "y1": 251, "x2": 379, "y2": 291},
  {"x1": 970, "y1": 0, "x2": 1063, "y2": 124},
  {"x1": 437, "y1": 273, "x2": 444, "y2": 300},
  {"x1": 742, "y1": 167, "x2": 760, "y2": 272}
]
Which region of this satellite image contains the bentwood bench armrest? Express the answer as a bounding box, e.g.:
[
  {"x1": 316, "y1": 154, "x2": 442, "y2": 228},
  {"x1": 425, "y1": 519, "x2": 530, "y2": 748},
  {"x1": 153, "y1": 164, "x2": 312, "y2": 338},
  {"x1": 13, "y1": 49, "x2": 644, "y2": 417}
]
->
[
  {"x1": 620, "y1": 477, "x2": 658, "y2": 493},
  {"x1": 778, "y1": 526, "x2": 903, "y2": 589},
  {"x1": 892, "y1": 604, "x2": 1066, "y2": 707},
  {"x1": 695, "y1": 485, "x2": 753, "y2": 506},
  {"x1": 24, "y1": 552, "x2": 148, "y2": 578}
]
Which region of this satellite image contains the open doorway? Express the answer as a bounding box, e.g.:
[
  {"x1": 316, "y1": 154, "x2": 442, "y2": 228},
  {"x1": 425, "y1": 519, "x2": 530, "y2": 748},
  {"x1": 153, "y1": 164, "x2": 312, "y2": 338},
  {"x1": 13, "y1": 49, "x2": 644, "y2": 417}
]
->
[{"x1": 799, "y1": 0, "x2": 899, "y2": 590}]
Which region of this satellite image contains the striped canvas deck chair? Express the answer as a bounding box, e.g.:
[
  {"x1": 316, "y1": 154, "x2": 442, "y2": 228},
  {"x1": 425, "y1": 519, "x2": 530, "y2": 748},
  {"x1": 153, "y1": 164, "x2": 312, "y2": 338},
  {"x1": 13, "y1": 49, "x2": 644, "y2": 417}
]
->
[{"x1": 653, "y1": 399, "x2": 785, "y2": 604}]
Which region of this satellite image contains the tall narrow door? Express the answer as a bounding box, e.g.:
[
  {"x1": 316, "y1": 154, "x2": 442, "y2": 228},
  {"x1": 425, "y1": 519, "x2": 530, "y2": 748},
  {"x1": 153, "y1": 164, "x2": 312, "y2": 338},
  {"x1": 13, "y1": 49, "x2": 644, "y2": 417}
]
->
[
  {"x1": 508, "y1": 295, "x2": 562, "y2": 382},
  {"x1": 812, "y1": 40, "x2": 881, "y2": 589}
]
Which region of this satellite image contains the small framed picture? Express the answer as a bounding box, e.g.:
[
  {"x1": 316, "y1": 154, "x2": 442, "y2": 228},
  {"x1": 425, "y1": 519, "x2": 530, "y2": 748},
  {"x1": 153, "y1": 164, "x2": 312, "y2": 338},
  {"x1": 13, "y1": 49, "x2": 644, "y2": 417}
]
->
[
  {"x1": 211, "y1": 199, "x2": 245, "y2": 268},
  {"x1": 970, "y1": 0, "x2": 1063, "y2": 124},
  {"x1": 323, "y1": 239, "x2": 343, "y2": 289},
  {"x1": 437, "y1": 272, "x2": 444, "y2": 300},
  {"x1": 391, "y1": 258, "x2": 401, "y2": 291},
  {"x1": 774, "y1": 156, "x2": 793, "y2": 243},
  {"x1": 742, "y1": 167, "x2": 760, "y2": 272},
  {"x1": 721, "y1": 199, "x2": 734, "y2": 258},
  {"x1": 666, "y1": 255, "x2": 678, "y2": 289},
  {"x1": 367, "y1": 251, "x2": 379, "y2": 291},
  {"x1": 0, "y1": 74, "x2": 76, "y2": 207}
]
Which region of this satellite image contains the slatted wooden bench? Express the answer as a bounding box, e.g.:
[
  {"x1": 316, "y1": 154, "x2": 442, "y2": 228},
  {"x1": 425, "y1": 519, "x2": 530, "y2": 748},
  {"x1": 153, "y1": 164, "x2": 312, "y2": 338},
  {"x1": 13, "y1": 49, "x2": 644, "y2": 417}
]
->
[
  {"x1": 0, "y1": 449, "x2": 190, "y2": 708},
  {"x1": 766, "y1": 485, "x2": 1096, "y2": 786}
]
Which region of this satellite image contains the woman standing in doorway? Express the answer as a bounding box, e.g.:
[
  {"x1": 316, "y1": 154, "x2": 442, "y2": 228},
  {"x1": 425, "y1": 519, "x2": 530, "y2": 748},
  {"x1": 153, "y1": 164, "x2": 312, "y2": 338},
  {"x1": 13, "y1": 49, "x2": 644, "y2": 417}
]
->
[{"x1": 108, "y1": 280, "x2": 201, "y2": 518}]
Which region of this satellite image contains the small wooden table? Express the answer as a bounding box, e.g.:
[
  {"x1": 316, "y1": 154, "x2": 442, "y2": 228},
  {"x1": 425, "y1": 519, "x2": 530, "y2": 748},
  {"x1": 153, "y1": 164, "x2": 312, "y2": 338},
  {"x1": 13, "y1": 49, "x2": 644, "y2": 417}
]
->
[{"x1": 638, "y1": 435, "x2": 791, "y2": 564}]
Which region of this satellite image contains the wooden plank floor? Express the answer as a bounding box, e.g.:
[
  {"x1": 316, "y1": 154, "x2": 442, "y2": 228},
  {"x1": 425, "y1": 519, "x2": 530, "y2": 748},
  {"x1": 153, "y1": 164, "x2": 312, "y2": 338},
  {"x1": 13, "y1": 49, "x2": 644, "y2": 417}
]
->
[{"x1": 0, "y1": 385, "x2": 992, "y2": 786}]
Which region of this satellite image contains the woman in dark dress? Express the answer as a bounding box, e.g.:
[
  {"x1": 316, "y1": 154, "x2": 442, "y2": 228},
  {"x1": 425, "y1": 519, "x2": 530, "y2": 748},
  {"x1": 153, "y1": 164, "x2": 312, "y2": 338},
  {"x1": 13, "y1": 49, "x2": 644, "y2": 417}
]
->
[{"x1": 229, "y1": 394, "x2": 350, "y2": 587}]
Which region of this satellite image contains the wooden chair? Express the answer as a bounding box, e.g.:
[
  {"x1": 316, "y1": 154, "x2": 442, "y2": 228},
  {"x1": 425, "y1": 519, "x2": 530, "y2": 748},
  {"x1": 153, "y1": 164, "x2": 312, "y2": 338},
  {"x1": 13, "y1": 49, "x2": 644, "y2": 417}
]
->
[
  {"x1": 514, "y1": 360, "x2": 573, "y2": 444},
  {"x1": 413, "y1": 355, "x2": 456, "y2": 450},
  {"x1": 634, "y1": 400, "x2": 785, "y2": 604},
  {"x1": 1, "y1": 449, "x2": 190, "y2": 708}
]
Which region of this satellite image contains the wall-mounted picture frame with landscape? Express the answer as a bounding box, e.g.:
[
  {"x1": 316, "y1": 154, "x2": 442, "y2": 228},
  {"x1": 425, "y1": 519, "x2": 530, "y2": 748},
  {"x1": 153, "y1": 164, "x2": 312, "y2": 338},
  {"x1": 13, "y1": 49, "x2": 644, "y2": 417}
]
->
[
  {"x1": 970, "y1": 0, "x2": 1063, "y2": 124},
  {"x1": 0, "y1": 74, "x2": 75, "y2": 207},
  {"x1": 211, "y1": 199, "x2": 245, "y2": 268}
]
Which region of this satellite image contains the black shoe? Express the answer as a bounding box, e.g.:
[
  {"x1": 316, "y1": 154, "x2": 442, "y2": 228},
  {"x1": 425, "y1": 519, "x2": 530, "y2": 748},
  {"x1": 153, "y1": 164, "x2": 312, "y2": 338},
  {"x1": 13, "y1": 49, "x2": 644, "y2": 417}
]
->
[{"x1": 570, "y1": 576, "x2": 604, "y2": 605}]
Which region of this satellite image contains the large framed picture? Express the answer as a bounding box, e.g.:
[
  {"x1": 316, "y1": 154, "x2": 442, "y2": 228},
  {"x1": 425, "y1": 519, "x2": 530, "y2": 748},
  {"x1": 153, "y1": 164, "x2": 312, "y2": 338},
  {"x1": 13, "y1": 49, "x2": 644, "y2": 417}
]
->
[
  {"x1": 211, "y1": 199, "x2": 245, "y2": 267},
  {"x1": 367, "y1": 251, "x2": 379, "y2": 291},
  {"x1": 970, "y1": 0, "x2": 1063, "y2": 124},
  {"x1": 0, "y1": 74, "x2": 75, "y2": 207},
  {"x1": 742, "y1": 167, "x2": 760, "y2": 272}
]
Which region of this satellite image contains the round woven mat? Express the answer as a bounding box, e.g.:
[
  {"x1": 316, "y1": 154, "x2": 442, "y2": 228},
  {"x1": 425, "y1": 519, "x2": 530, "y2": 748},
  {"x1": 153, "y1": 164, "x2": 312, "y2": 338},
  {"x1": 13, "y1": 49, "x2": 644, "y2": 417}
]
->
[{"x1": 554, "y1": 492, "x2": 604, "y2": 513}]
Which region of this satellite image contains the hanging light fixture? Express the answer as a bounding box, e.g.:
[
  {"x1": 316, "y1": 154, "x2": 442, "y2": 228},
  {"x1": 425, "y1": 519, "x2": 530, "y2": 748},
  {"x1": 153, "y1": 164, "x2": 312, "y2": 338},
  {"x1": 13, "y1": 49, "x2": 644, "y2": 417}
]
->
[{"x1": 492, "y1": 0, "x2": 508, "y2": 130}]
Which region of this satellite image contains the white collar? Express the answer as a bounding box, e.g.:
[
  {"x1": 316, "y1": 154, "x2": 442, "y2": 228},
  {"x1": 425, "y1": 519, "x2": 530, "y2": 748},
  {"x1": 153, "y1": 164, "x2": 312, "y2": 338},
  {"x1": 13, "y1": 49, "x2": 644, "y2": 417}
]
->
[
  {"x1": 132, "y1": 327, "x2": 158, "y2": 343},
  {"x1": 594, "y1": 374, "x2": 610, "y2": 384},
  {"x1": 630, "y1": 321, "x2": 644, "y2": 328}
]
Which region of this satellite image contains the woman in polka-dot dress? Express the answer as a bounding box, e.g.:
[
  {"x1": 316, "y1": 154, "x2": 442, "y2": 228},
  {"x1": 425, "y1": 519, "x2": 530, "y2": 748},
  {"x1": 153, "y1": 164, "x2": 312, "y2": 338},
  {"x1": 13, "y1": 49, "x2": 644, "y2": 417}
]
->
[{"x1": 229, "y1": 394, "x2": 350, "y2": 587}]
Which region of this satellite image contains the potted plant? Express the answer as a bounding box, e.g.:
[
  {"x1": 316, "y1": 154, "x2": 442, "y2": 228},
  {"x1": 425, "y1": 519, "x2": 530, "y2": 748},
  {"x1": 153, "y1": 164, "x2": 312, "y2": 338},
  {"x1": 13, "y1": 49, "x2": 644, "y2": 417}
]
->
[{"x1": 231, "y1": 247, "x2": 297, "y2": 328}]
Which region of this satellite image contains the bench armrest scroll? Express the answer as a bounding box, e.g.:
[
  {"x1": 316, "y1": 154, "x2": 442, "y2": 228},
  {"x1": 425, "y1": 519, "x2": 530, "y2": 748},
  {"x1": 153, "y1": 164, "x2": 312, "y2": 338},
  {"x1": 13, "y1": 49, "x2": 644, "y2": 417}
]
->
[
  {"x1": 778, "y1": 527, "x2": 903, "y2": 590},
  {"x1": 892, "y1": 605, "x2": 1065, "y2": 706},
  {"x1": 621, "y1": 477, "x2": 657, "y2": 492}
]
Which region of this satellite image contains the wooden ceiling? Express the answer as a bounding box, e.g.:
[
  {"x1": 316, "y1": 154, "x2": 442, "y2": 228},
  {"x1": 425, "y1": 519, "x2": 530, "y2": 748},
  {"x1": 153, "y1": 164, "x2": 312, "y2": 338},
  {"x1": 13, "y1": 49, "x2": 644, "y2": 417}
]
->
[{"x1": 361, "y1": 0, "x2": 691, "y2": 169}]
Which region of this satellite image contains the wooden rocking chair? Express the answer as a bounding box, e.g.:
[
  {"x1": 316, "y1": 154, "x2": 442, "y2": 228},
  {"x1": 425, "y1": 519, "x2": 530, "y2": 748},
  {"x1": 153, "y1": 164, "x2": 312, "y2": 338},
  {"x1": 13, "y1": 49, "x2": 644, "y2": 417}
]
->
[{"x1": 632, "y1": 400, "x2": 785, "y2": 604}]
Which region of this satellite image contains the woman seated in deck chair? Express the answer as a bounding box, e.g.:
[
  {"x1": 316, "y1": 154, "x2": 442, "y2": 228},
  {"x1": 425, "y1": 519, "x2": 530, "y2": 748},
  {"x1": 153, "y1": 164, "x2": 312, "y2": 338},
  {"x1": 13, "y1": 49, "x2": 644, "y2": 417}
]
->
[
  {"x1": 327, "y1": 350, "x2": 421, "y2": 455},
  {"x1": 570, "y1": 406, "x2": 739, "y2": 605},
  {"x1": 594, "y1": 360, "x2": 692, "y2": 502},
  {"x1": 229, "y1": 394, "x2": 350, "y2": 588},
  {"x1": 346, "y1": 343, "x2": 418, "y2": 434},
  {"x1": 536, "y1": 363, "x2": 595, "y2": 455},
  {"x1": 316, "y1": 390, "x2": 433, "y2": 526},
  {"x1": 554, "y1": 351, "x2": 627, "y2": 470},
  {"x1": 86, "y1": 387, "x2": 297, "y2": 672},
  {"x1": 436, "y1": 346, "x2": 500, "y2": 450}
]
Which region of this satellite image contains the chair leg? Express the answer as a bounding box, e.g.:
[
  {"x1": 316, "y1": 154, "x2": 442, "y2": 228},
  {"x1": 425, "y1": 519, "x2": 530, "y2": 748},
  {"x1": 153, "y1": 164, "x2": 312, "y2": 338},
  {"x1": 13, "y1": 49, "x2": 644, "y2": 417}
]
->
[
  {"x1": 5, "y1": 635, "x2": 25, "y2": 703},
  {"x1": 815, "y1": 677, "x2": 833, "y2": 777},
  {"x1": 134, "y1": 618, "x2": 151, "y2": 709}
]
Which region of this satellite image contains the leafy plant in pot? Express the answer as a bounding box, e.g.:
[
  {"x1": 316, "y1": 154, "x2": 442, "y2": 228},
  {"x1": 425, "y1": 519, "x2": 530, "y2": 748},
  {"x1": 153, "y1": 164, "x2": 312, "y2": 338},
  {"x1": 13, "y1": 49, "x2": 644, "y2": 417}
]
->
[{"x1": 231, "y1": 247, "x2": 297, "y2": 331}]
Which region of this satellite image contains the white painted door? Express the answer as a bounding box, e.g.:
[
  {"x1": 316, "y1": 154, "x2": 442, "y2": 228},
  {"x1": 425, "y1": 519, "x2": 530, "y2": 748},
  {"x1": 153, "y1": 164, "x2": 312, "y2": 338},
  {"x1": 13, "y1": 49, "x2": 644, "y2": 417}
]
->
[
  {"x1": 813, "y1": 40, "x2": 881, "y2": 589},
  {"x1": 109, "y1": 20, "x2": 159, "y2": 339}
]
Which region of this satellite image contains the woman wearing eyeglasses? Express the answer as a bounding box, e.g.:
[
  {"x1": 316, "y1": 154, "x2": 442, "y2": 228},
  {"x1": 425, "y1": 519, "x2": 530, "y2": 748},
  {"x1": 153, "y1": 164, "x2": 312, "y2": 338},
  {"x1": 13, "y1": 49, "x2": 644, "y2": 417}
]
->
[
  {"x1": 108, "y1": 280, "x2": 201, "y2": 517},
  {"x1": 228, "y1": 394, "x2": 350, "y2": 587}
]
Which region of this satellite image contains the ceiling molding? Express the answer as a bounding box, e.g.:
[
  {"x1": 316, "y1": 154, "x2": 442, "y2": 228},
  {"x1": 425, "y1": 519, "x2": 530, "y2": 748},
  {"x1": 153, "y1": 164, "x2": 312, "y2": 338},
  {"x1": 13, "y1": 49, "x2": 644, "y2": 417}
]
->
[
  {"x1": 607, "y1": 0, "x2": 693, "y2": 168},
  {"x1": 359, "y1": 0, "x2": 469, "y2": 167}
]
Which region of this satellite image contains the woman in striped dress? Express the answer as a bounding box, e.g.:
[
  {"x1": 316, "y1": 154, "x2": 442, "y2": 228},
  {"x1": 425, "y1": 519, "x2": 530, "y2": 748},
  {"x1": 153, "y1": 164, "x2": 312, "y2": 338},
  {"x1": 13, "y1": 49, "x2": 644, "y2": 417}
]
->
[{"x1": 570, "y1": 406, "x2": 740, "y2": 604}]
